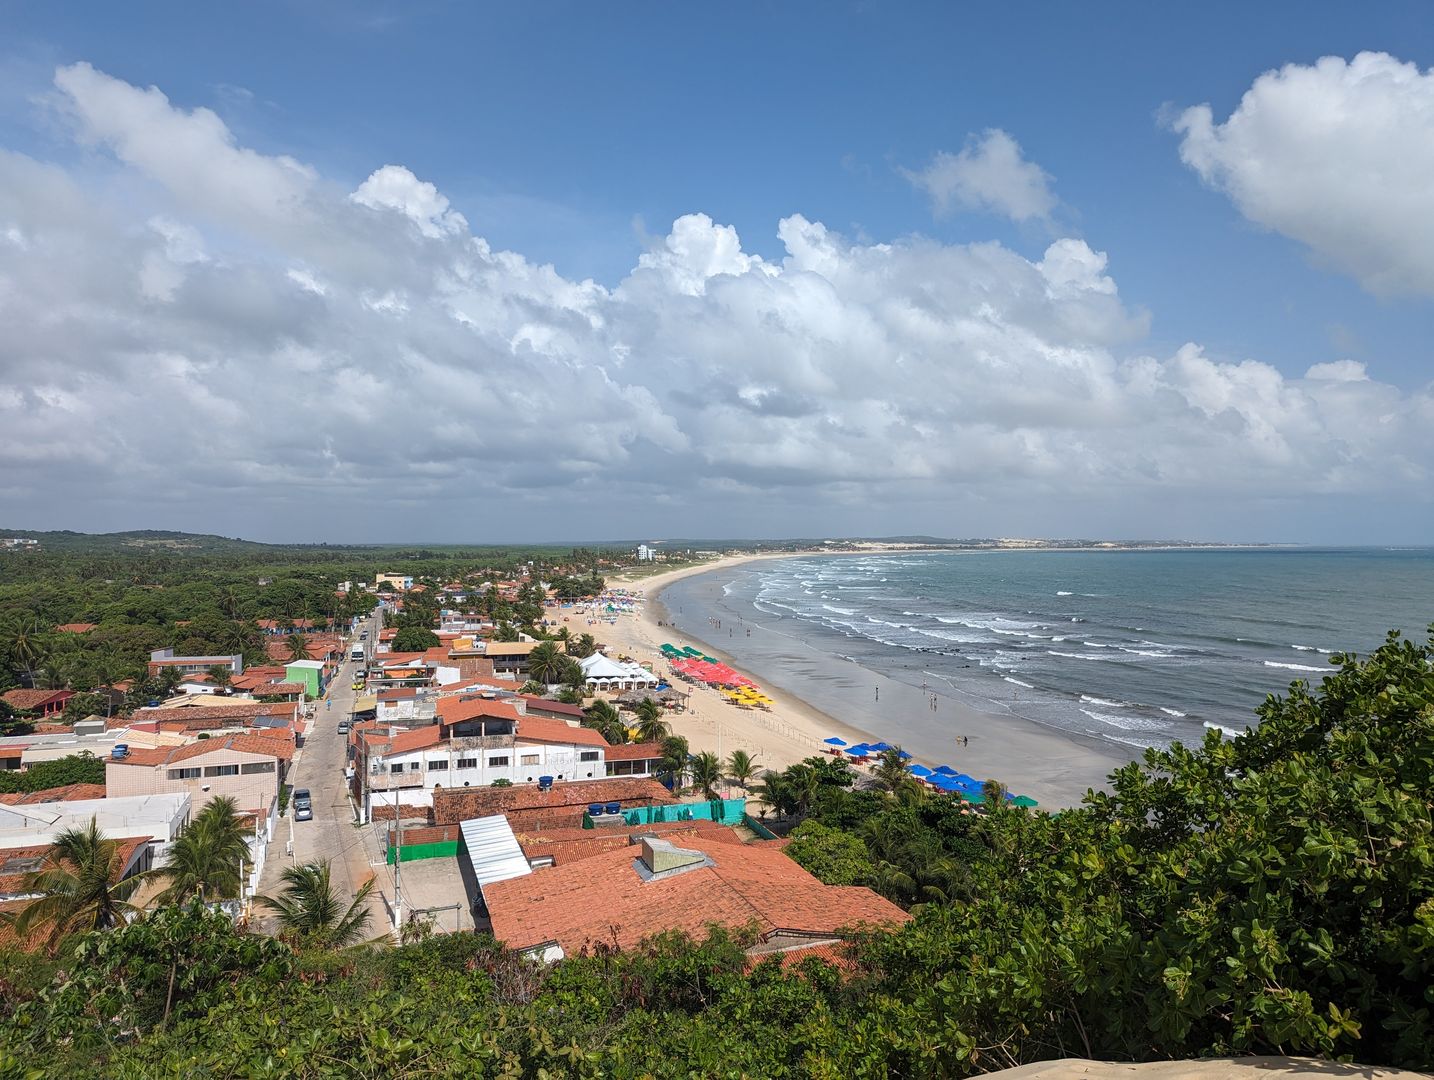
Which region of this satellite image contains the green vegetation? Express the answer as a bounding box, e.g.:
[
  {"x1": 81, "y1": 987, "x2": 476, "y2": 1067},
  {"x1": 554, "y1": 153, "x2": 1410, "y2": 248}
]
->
[
  {"x1": 0, "y1": 752, "x2": 105, "y2": 794},
  {"x1": 154, "y1": 796, "x2": 253, "y2": 904},
  {"x1": 0, "y1": 628, "x2": 1430, "y2": 1076},
  {"x1": 390, "y1": 626, "x2": 441, "y2": 652},
  {"x1": 0, "y1": 532, "x2": 637, "y2": 700},
  {"x1": 257, "y1": 861, "x2": 375, "y2": 949},
  {"x1": 1, "y1": 818, "x2": 155, "y2": 952}
]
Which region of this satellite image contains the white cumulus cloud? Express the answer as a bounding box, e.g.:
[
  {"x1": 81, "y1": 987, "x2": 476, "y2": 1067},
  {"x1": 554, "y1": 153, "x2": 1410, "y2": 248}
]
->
[
  {"x1": 1174, "y1": 51, "x2": 1434, "y2": 297},
  {"x1": 903, "y1": 129, "x2": 1057, "y2": 223},
  {"x1": 0, "y1": 63, "x2": 1429, "y2": 541}
]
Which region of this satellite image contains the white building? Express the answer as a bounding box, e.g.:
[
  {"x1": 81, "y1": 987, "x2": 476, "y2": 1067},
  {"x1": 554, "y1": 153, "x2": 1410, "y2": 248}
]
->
[
  {"x1": 356, "y1": 697, "x2": 629, "y2": 816},
  {"x1": 637, "y1": 544, "x2": 654, "y2": 561},
  {"x1": 0, "y1": 792, "x2": 192, "y2": 862},
  {"x1": 577, "y1": 652, "x2": 660, "y2": 691}
]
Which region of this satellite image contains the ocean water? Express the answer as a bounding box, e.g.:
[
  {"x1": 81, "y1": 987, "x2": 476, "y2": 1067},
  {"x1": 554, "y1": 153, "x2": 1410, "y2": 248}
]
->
[{"x1": 660, "y1": 548, "x2": 1434, "y2": 753}]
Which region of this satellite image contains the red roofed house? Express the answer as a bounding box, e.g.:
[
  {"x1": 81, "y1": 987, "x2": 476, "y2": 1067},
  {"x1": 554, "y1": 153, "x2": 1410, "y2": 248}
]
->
[
  {"x1": 105, "y1": 734, "x2": 292, "y2": 816},
  {"x1": 1, "y1": 689, "x2": 75, "y2": 718},
  {"x1": 482, "y1": 832, "x2": 909, "y2": 961},
  {"x1": 53, "y1": 623, "x2": 97, "y2": 634},
  {"x1": 431, "y1": 776, "x2": 675, "y2": 831},
  {"x1": 356, "y1": 696, "x2": 623, "y2": 816}
]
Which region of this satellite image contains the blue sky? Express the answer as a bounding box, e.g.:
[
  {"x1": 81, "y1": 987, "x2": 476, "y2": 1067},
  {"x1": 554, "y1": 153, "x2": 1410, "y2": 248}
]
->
[{"x1": 1, "y1": 4, "x2": 1432, "y2": 542}]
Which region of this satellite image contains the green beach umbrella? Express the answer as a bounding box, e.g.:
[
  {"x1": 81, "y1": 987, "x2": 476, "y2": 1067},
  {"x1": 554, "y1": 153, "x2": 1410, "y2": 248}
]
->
[{"x1": 1010, "y1": 795, "x2": 1039, "y2": 808}]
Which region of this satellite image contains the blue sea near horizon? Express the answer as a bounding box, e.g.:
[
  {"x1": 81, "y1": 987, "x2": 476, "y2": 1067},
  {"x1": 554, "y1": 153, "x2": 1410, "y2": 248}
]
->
[{"x1": 658, "y1": 548, "x2": 1434, "y2": 754}]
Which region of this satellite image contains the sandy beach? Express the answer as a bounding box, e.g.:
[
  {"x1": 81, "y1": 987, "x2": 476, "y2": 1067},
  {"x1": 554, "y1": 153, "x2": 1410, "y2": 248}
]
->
[{"x1": 600, "y1": 553, "x2": 1128, "y2": 809}]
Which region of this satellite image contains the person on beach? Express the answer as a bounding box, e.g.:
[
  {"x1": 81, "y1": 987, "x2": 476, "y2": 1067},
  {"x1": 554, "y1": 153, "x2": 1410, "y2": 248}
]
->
[{"x1": 874, "y1": 686, "x2": 879, "y2": 702}]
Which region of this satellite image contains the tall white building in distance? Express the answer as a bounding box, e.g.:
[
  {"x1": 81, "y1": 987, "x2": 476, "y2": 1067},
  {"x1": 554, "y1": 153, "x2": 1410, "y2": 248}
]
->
[{"x1": 636, "y1": 544, "x2": 654, "y2": 561}]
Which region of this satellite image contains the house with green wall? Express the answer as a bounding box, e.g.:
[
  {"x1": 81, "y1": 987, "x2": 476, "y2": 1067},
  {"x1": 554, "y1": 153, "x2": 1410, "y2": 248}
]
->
[{"x1": 284, "y1": 659, "x2": 325, "y2": 700}]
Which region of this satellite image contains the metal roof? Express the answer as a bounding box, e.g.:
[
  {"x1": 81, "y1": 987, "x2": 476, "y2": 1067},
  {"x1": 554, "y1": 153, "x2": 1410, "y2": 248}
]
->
[{"x1": 459, "y1": 815, "x2": 532, "y2": 893}]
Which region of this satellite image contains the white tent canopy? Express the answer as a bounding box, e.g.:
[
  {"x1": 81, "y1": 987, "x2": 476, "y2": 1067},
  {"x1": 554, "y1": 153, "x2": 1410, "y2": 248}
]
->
[{"x1": 577, "y1": 652, "x2": 659, "y2": 689}]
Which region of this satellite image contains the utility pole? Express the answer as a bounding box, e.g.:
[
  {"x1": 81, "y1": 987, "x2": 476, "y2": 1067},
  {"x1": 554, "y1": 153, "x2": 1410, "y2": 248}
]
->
[{"x1": 393, "y1": 798, "x2": 403, "y2": 934}]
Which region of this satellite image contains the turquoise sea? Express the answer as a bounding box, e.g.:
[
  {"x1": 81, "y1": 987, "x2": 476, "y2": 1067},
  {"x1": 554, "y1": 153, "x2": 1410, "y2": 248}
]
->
[{"x1": 659, "y1": 548, "x2": 1434, "y2": 752}]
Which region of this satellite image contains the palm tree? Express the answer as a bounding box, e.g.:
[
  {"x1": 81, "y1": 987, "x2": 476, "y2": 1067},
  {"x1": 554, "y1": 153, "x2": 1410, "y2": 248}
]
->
[
  {"x1": 867, "y1": 859, "x2": 917, "y2": 905},
  {"x1": 257, "y1": 861, "x2": 374, "y2": 948},
  {"x1": 206, "y1": 665, "x2": 233, "y2": 694},
  {"x1": 568, "y1": 633, "x2": 597, "y2": 659},
  {"x1": 583, "y1": 700, "x2": 627, "y2": 745},
  {"x1": 527, "y1": 641, "x2": 564, "y2": 685},
  {"x1": 156, "y1": 796, "x2": 252, "y2": 904},
  {"x1": 752, "y1": 770, "x2": 797, "y2": 817},
  {"x1": 725, "y1": 749, "x2": 758, "y2": 791},
  {"x1": 7, "y1": 818, "x2": 154, "y2": 951},
  {"x1": 518, "y1": 679, "x2": 547, "y2": 697},
  {"x1": 690, "y1": 751, "x2": 723, "y2": 799},
  {"x1": 980, "y1": 778, "x2": 1008, "y2": 809},
  {"x1": 871, "y1": 747, "x2": 913, "y2": 794},
  {"x1": 285, "y1": 633, "x2": 310, "y2": 662},
  {"x1": 633, "y1": 698, "x2": 670, "y2": 742},
  {"x1": 2, "y1": 612, "x2": 48, "y2": 688},
  {"x1": 656, "y1": 734, "x2": 690, "y2": 788}
]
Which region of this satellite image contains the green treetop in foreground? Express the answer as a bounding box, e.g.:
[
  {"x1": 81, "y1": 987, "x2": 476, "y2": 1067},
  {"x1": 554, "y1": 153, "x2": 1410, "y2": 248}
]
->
[{"x1": 0, "y1": 628, "x2": 1431, "y2": 1077}]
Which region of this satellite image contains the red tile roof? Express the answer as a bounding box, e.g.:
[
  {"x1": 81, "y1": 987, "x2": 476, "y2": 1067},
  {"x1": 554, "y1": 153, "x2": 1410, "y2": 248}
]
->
[
  {"x1": 134, "y1": 702, "x2": 296, "y2": 725},
  {"x1": 516, "y1": 820, "x2": 734, "y2": 866},
  {"x1": 0, "y1": 783, "x2": 108, "y2": 805},
  {"x1": 602, "y1": 741, "x2": 665, "y2": 762},
  {"x1": 436, "y1": 696, "x2": 522, "y2": 725},
  {"x1": 53, "y1": 623, "x2": 97, "y2": 634},
  {"x1": 520, "y1": 697, "x2": 585, "y2": 720},
  {"x1": 515, "y1": 716, "x2": 607, "y2": 748},
  {"x1": 1, "y1": 689, "x2": 73, "y2": 711},
  {"x1": 108, "y1": 733, "x2": 294, "y2": 767},
  {"x1": 485, "y1": 835, "x2": 909, "y2": 955},
  {"x1": 371, "y1": 726, "x2": 444, "y2": 756},
  {"x1": 432, "y1": 776, "x2": 674, "y2": 826}
]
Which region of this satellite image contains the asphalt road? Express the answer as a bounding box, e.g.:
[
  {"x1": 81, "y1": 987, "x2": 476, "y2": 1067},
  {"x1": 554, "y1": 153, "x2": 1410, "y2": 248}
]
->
[{"x1": 254, "y1": 610, "x2": 394, "y2": 937}]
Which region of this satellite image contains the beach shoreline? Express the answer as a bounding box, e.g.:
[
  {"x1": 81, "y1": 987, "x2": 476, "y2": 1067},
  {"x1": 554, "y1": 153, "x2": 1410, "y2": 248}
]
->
[{"x1": 603, "y1": 550, "x2": 1129, "y2": 808}]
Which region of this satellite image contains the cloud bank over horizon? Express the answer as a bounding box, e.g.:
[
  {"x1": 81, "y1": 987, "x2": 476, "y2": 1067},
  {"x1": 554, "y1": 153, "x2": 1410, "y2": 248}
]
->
[{"x1": 0, "y1": 60, "x2": 1431, "y2": 543}]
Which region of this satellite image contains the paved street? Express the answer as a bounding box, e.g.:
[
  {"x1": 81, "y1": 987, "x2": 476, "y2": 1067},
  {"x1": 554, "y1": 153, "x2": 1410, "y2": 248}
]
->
[{"x1": 255, "y1": 611, "x2": 395, "y2": 939}]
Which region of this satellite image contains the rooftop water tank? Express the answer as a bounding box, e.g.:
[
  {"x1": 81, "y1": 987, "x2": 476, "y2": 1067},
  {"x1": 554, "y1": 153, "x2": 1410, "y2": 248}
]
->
[{"x1": 110, "y1": 744, "x2": 129, "y2": 760}]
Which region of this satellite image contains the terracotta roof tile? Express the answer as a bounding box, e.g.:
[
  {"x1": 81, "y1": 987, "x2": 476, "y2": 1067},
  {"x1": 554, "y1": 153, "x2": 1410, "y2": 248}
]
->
[
  {"x1": 54, "y1": 623, "x2": 97, "y2": 633},
  {"x1": 0, "y1": 783, "x2": 108, "y2": 805},
  {"x1": 108, "y1": 733, "x2": 293, "y2": 767},
  {"x1": 520, "y1": 697, "x2": 585, "y2": 720},
  {"x1": 602, "y1": 741, "x2": 665, "y2": 762},
  {"x1": 485, "y1": 835, "x2": 908, "y2": 955},
  {"x1": 515, "y1": 715, "x2": 608, "y2": 748},
  {"x1": 1, "y1": 689, "x2": 72, "y2": 711},
  {"x1": 373, "y1": 726, "x2": 444, "y2": 756},
  {"x1": 432, "y1": 776, "x2": 674, "y2": 826}
]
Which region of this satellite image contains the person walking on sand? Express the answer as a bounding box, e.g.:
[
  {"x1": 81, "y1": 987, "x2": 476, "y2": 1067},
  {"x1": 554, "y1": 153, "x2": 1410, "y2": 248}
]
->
[{"x1": 874, "y1": 686, "x2": 879, "y2": 702}]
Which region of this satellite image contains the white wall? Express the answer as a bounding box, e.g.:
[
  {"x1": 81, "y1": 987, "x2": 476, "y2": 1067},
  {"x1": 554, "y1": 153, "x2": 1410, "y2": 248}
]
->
[{"x1": 373, "y1": 740, "x2": 606, "y2": 791}]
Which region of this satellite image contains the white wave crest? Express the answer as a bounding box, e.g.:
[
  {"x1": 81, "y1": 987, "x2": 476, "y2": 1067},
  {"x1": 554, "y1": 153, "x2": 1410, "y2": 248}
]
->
[
  {"x1": 1263, "y1": 660, "x2": 1325, "y2": 672},
  {"x1": 1203, "y1": 720, "x2": 1244, "y2": 738},
  {"x1": 1159, "y1": 707, "x2": 1187, "y2": 717},
  {"x1": 1003, "y1": 676, "x2": 1034, "y2": 689},
  {"x1": 1080, "y1": 695, "x2": 1128, "y2": 708}
]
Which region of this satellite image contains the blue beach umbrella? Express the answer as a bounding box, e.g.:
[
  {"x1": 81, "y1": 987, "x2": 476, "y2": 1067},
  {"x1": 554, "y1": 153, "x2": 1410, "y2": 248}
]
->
[
  {"x1": 897, "y1": 750, "x2": 912, "y2": 760},
  {"x1": 868, "y1": 741, "x2": 893, "y2": 752},
  {"x1": 823, "y1": 736, "x2": 847, "y2": 746},
  {"x1": 907, "y1": 764, "x2": 932, "y2": 778},
  {"x1": 933, "y1": 765, "x2": 959, "y2": 776}
]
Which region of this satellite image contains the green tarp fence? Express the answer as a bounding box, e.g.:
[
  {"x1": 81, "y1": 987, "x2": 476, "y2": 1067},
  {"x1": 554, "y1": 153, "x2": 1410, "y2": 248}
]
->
[
  {"x1": 386, "y1": 840, "x2": 460, "y2": 865},
  {"x1": 582, "y1": 797, "x2": 747, "y2": 828}
]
